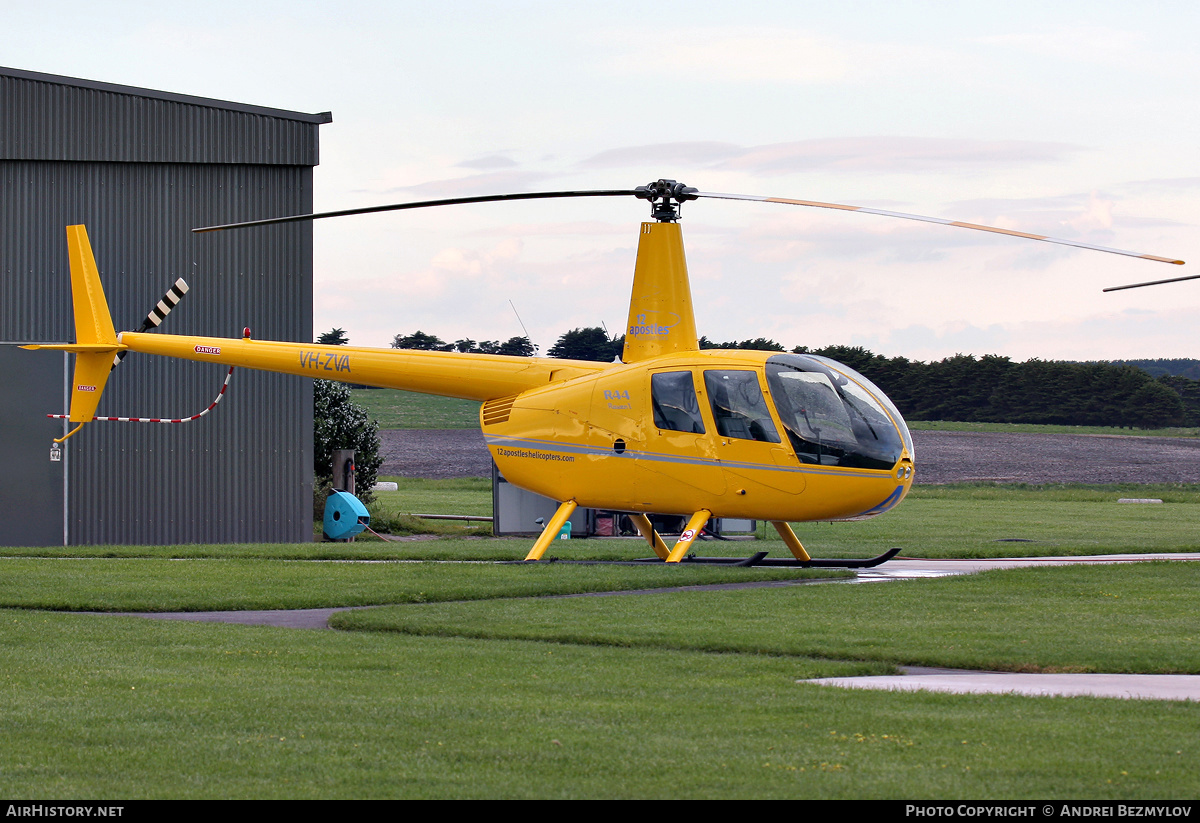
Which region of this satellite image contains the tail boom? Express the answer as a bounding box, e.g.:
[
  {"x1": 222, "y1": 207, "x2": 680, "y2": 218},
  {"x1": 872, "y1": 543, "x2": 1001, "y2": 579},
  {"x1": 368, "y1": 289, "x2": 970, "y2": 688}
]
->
[
  {"x1": 119, "y1": 332, "x2": 607, "y2": 401},
  {"x1": 25, "y1": 223, "x2": 611, "y2": 441}
]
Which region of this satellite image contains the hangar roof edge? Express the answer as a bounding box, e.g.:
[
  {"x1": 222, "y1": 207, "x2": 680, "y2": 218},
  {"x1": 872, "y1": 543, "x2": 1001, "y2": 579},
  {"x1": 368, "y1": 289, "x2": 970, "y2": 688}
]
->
[{"x1": 0, "y1": 65, "x2": 333, "y2": 125}]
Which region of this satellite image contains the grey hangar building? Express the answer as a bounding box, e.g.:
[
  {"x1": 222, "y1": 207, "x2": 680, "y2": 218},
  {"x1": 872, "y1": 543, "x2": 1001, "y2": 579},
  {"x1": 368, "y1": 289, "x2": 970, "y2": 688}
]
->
[{"x1": 1, "y1": 65, "x2": 332, "y2": 546}]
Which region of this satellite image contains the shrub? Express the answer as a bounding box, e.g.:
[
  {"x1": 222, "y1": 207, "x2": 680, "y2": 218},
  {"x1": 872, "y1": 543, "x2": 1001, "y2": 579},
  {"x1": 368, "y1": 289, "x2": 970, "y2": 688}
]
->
[{"x1": 314, "y1": 379, "x2": 383, "y2": 505}]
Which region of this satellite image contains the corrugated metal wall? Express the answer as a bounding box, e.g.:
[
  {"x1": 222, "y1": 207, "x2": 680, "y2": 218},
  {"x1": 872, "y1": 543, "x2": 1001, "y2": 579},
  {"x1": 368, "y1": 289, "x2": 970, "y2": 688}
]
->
[
  {"x1": 1, "y1": 67, "x2": 322, "y2": 165},
  {"x1": 0, "y1": 346, "x2": 66, "y2": 546},
  {"x1": 0, "y1": 67, "x2": 328, "y2": 545}
]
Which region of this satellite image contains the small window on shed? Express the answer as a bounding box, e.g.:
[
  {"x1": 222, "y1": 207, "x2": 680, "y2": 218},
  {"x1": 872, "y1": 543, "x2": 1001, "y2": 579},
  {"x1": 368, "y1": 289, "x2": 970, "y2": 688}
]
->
[{"x1": 651, "y1": 371, "x2": 706, "y2": 434}]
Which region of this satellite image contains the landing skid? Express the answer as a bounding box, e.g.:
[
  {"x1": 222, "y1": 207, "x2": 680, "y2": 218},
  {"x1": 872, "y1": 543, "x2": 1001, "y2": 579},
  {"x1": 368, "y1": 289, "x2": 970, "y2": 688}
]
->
[{"x1": 629, "y1": 547, "x2": 902, "y2": 568}]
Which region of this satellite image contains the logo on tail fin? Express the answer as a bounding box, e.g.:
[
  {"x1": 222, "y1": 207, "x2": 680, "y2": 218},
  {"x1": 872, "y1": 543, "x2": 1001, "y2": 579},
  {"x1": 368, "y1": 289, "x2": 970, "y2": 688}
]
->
[{"x1": 628, "y1": 311, "x2": 680, "y2": 338}]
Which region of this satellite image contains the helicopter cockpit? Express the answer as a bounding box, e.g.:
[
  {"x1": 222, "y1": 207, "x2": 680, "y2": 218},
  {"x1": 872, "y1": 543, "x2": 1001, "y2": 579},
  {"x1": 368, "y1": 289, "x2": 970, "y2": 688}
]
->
[
  {"x1": 764, "y1": 353, "x2": 912, "y2": 470},
  {"x1": 650, "y1": 353, "x2": 913, "y2": 473}
]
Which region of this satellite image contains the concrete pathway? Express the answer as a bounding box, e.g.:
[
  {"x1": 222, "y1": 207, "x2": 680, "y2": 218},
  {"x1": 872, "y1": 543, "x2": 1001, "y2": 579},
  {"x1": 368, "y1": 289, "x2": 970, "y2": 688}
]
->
[
  {"x1": 131, "y1": 607, "x2": 350, "y2": 630},
  {"x1": 808, "y1": 553, "x2": 1200, "y2": 702},
  {"x1": 804, "y1": 667, "x2": 1200, "y2": 702},
  {"x1": 124, "y1": 552, "x2": 1200, "y2": 703},
  {"x1": 858, "y1": 552, "x2": 1200, "y2": 581}
]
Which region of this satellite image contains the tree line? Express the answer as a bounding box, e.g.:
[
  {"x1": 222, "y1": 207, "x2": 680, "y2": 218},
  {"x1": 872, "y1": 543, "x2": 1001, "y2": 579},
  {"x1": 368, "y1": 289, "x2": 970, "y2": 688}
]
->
[
  {"x1": 695, "y1": 336, "x2": 1195, "y2": 429},
  {"x1": 390, "y1": 330, "x2": 535, "y2": 357},
  {"x1": 805, "y1": 346, "x2": 1192, "y2": 429},
  {"x1": 380, "y1": 326, "x2": 1198, "y2": 429}
]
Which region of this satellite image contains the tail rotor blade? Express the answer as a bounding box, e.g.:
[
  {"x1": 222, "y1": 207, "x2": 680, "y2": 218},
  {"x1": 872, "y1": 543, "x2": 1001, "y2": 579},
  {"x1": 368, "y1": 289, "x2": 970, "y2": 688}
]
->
[{"x1": 112, "y1": 278, "x2": 189, "y2": 369}]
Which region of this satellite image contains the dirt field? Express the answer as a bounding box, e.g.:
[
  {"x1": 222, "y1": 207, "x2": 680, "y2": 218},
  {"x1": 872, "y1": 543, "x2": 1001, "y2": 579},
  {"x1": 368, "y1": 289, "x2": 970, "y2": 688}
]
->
[{"x1": 379, "y1": 429, "x2": 1200, "y2": 484}]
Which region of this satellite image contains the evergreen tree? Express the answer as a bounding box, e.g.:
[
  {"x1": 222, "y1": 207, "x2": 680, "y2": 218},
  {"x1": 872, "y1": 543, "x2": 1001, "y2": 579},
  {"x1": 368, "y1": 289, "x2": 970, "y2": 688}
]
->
[
  {"x1": 916, "y1": 354, "x2": 1000, "y2": 421},
  {"x1": 497, "y1": 336, "x2": 536, "y2": 357},
  {"x1": 701, "y1": 336, "x2": 784, "y2": 351},
  {"x1": 1157, "y1": 375, "x2": 1200, "y2": 426},
  {"x1": 391, "y1": 331, "x2": 452, "y2": 351},
  {"x1": 313, "y1": 379, "x2": 382, "y2": 503},
  {"x1": 1126, "y1": 381, "x2": 1186, "y2": 428},
  {"x1": 316, "y1": 328, "x2": 349, "y2": 346},
  {"x1": 548, "y1": 327, "x2": 621, "y2": 361},
  {"x1": 735, "y1": 337, "x2": 784, "y2": 351},
  {"x1": 1112, "y1": 359, "x2": 1200, "y2": 380}
]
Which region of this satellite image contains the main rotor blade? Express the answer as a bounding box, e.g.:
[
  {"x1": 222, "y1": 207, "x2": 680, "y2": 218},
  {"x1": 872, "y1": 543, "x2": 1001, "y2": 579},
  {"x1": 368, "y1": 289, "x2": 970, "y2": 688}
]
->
[
  {"x1": 1103, "y1": 273, "x2": 1200, "y2": 292},
  {"x1": 193, "y1": 189, "x2": 640, "y2": 233},
  {"x1": 193, "y1": 179, "x2": 1185, "y2": 271},
  {"x1": 695, "y1": 191, "x2": 1185, "y2": 266}
]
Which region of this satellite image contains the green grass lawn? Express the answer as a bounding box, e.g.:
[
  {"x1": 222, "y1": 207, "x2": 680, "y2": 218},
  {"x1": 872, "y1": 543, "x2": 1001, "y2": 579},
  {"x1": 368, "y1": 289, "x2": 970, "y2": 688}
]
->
[
  {"x1": 6, "y1": 482, "x2": 1198, "y2": 561},
  {"x1": 367, "y1": 480, "x2": 1200, "y2": 560},
  {"x1": 777, "y1": 483, "x2": 1200, "y2": 559},
  {"x1": 0, "y1": 560, "x2": 843, "y2": 612},
  {"x1": 350, "y1": 388, "x2": 479, "y2": 429},
  {"x1": 336, "y1": 562, "x2": 1200, "y2": 674},
  {"x1": 3, "y1": 484, "x2": 1200, "y2": 798},
  {"x1": 0, "y1": 561, "x2": 1197, "y2": 798},
  {"x1": 371, "y1": 477, "x2": 491, "y2": 515}
]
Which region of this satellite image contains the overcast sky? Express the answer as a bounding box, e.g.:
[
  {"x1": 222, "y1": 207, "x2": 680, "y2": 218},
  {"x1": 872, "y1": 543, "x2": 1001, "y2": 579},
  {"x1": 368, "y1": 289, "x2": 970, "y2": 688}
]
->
[{"x1": 6, "y1": 1, "x2": 1199, "y2": 362}]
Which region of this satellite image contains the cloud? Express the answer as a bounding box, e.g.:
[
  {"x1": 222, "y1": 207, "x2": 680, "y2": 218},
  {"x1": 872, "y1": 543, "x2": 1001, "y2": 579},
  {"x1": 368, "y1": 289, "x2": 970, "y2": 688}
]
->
[
  {"x1": 599, "y1": 26, "x2": 937, "y2": 85},
  {"x1": 1065, "y1": 193, "x2": 1115, "y2": 233},
  {"x1": 1114, "y1": 177, "x2": 1200, "y2": 196},
  {"x1": 947, "y1": 191, "x2": 1191, "y2": 238},
  {"x1": 579, "y1": 137, "x2": 1080, "y2": 176},
  {"x1": 457, "y1": 154, "x2": 520, "y2": 170},
  {"x1": 975, "y1": 27, "x2": 1150, "y2": 68},
  {"x1": 467, "y1": 221, "x2": 631, "y2": 238},
  {"x1": 363, "y1": 170, "x2": 561, "y2": 197},
  {"x1": 579, "y1": 142, "x2": 743, "y2": 170},
  {"x1": 863, "y1": 307, "x2": 1200, "y2": 363},
  {"x1": 428, "y1": 238, "x2": 523, "y2": 277},
  {"x1": 726, "y1": 137, "x2": 1079, "y2": 175},
  {"x1": 866, "y1": 323, "x2": 1015, "y2": 361}
]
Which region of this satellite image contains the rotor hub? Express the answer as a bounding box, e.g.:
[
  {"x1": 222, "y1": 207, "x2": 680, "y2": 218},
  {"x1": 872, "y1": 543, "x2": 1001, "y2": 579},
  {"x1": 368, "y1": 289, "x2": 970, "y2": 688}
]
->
[{"x1": 634, "y1": 179, "x2": 699, "y2": 222}]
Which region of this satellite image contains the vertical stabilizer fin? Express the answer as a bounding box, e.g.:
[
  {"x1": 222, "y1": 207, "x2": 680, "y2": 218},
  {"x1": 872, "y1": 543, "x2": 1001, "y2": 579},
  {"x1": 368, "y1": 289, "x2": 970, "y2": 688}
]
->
[
  {"x1": 66, "y1": 225, "x2": 118, "y2": 346},
  {"x1": 64, "y1": 225, "x2": 118, "y2": 423},
  {"x1": 23, "y1": 226, "x2": 124, "y2": 433},
  {"x1": 621, "y1": 222, "x2": 699, "y2": 363}
]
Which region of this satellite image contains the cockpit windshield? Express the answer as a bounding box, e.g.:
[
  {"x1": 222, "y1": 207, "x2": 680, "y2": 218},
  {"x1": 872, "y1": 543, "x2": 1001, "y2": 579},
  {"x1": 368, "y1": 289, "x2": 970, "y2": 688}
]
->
[{"x1": 765, "y1": 354, "x2": 910, "y2": 470}]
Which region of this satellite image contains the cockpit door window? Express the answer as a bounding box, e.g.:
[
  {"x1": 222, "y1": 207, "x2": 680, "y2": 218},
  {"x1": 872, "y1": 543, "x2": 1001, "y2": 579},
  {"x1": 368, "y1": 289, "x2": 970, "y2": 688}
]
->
[
  {"x1": 651, "y1": 371, "x2": 706, "y2": 434},
  {"x1": 703, "y1": 370, "x2": 781, "y2": 443}
]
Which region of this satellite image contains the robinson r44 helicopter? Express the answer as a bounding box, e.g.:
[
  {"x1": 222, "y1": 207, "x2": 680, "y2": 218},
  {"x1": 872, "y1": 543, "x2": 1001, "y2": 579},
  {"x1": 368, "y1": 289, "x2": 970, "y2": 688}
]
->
[{"x1": 26, "y1": 179, "x2": 1184, "y2": 566}]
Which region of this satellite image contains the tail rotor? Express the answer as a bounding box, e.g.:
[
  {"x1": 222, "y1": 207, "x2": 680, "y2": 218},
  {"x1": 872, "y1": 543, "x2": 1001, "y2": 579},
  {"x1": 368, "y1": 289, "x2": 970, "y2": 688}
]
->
[
  {"x1": 24, "y1": 227, "x2": 227, "y2": 441},
  {"x1": 112, "y1": 277, "x2": 189, "y2": 369}
]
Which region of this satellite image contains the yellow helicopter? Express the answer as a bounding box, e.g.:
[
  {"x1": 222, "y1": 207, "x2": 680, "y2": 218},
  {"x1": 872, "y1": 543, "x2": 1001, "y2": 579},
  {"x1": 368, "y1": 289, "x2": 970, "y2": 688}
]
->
[{"x1": 25, "y1": 179, "x2": 1184, "y2": 566}]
